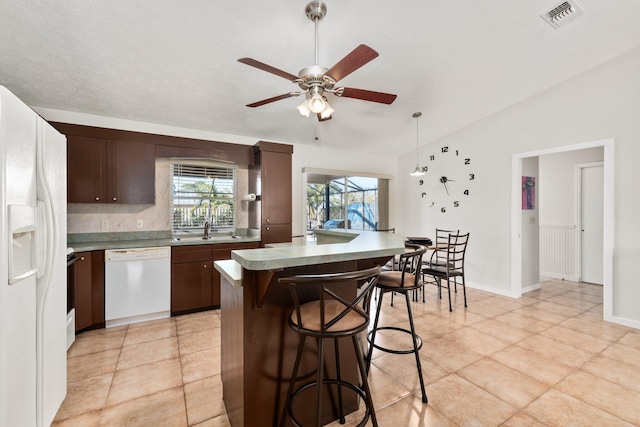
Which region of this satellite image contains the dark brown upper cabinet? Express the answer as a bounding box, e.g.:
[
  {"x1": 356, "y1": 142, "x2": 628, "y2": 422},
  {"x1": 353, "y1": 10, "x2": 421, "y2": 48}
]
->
[{"x1": 67, "y1": 136, "x2": 155, "y2": 204}]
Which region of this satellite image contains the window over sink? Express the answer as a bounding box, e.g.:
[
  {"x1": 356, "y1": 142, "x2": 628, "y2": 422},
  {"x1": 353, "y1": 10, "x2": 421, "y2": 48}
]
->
[{"x1": 170, "y1": 159, "x2": 236, "y2": 235}]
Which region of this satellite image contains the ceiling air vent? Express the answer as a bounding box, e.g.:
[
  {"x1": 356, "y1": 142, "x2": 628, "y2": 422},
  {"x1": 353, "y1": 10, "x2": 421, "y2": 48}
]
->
[{"x1": 541, "y1": 0, "x2": 584, "y2": 29}]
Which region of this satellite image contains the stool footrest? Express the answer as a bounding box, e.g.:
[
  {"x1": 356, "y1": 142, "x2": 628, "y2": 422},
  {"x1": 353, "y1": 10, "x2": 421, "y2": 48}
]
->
[{"x1": 367, "y1": 326, "x2": 423, "y2": 355}]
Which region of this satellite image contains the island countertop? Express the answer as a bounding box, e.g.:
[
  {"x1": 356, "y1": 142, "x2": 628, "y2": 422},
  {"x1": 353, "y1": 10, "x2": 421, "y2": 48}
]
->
[{"x1": 230, "y1": 229, "x2": 406, "y2": 271}]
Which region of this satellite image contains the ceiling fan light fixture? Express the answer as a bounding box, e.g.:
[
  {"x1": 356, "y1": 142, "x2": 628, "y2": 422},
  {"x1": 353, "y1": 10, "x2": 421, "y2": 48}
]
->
[
  {"x1": 297, "y1": 100, "x2": 311, "y2": 117},
  {"x1": 308, "y1": 92, "x2": 326, "y2": 113},
  {"x1": 320, "y1": 99, "x2": 334, "y2": 119}
]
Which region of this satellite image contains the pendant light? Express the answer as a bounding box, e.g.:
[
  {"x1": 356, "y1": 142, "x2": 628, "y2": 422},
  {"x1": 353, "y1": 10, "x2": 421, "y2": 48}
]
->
[{"x1": 409, "y1": 112, "x2": 425, "y2": 176}]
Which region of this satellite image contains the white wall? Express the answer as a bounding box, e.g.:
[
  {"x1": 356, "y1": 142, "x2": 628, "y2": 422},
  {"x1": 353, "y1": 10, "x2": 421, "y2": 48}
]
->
[
  {"x1": 539, "y1": 147, "x2": 603, "y2": 225},
  {"x1": 398, "y1": 46, "x2": 640, "y2": 326}
]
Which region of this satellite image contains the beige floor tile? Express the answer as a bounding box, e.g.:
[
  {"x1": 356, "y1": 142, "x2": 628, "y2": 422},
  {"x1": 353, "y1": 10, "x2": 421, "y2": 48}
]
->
[
  {"x1": 500, "y1": 412, "x2": 548, "y2": 427},
  {"x1": 372, "y1": 352, "x2": 450, "y2": 392},
  {"x1": 490, "y1": 345, "x2": 573, "y2": 386},
  {"x1": 51, "y1": 409, "x2": 101, "y2": 427},
  {"x1": 412, "y1": 312, "x2": 464, "y2": 337},
  {"x1": 107, "y1": 357, "x2": 183, "y2": 405},
  {"x1": 556, "y1": 370, "x2": 640, "y2": 425},
  {"x1": 181, "y1": 346, "x2": 221, "y2": 384},
  {"x1": 470, "y1": 318, "x2": 532, "y2": 344},
  {"x1": 100, "y1": 387, "x2": 188, "y2": 427},
  {"x1": 178, "y1": 328, "x2": 220, "y2": 355},
  {"x1": 465, "y1": 300, "x2": 513, "y2": 318},
  {"x1": 68, "y1": 329, "x2": 126, "y2": 358},
  {"x1": 426, "y1": 374, "x2": 516, "y2": 427},
  {"x1": 184, "y1": 375, "x2": 226, "y2": 426},
  {"x1": 368, "y1": 394, "x2": 456, "y2": 427},
  {"x1": 458, "y1": 358, "x2": 548, "y2": 408},
  {"x1": 602, "y1": 342, "x2": 640, "y2": 370},
  {"x1": 363, "y1": 364, "x2": 414, "y2": 409},
  {"x1": 493, "y1": 312, "x2": 554, "y2": 334},
  {"x1": 123, "y1": 321, "x2": 177, "y2": 346},
  {"x1": 558, "y1": 316, "x2": 628, "y2": 342},
  {"x1": 191, "y1": 415, "x2": 231, "y2": 427},
  {"x1": 126, "y1": 316, "x2": 174, "y2": 329},
  {"x1": 523, "y1": 389, "x2": 634, "y2": 427},
  {"x1": 67, "y1": 348, "x2": 121, "y2": 382},
  {"x1": 581, "y1": 354, "x2": 640, "y2": 393},
  {"x1": 443, "y1": 327, "x2": 511, "y2": 356},
  {"x1": 545, "y1": 294, "x2": 599, "y2": 311},
  {"x1": 618, "y1": 330, "x2": 640, "y2": 350},
  {"x1": 560, "y1": 290, "x2": 604, "y2": 304},
  {"x1": 176, "y1": 311, "x2": 221, "y2": 336},
  {"x1": 420, "y1": 335, "x2": 484, "y2": 372},
  {"x1": 117, "y1": 336, "x2": 179, "y2": 370},
  {"x1": 538, "y1": 325, "x2": 611, "y2": 354},
  {"x1": 515, "y1": 335, "x2": 592, "y2": 368},
  {"x1": 511, "y1": 306, "x2": 570, "y2": 324},
  {"x1": 54, "y1": 373, "x2": 113, "y2": 421}
]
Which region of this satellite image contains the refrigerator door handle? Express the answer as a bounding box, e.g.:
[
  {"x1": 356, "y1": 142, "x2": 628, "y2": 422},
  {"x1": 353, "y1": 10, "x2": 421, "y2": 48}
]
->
[
  {"x1": 7, "y1": 204, "x2": 39, "y2": 285},
  {"x1": 36, "y1": 200, "x2": 47, "y2": 279}
]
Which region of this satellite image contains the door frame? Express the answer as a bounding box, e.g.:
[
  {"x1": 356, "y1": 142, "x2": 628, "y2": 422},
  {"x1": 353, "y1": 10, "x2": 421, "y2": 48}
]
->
[
  {"x1": 511, "y1": 138, "x2": 614, "y2": 322},
  {"x1": 575, "y1": 161, "x2": 604, "y2": 284}
]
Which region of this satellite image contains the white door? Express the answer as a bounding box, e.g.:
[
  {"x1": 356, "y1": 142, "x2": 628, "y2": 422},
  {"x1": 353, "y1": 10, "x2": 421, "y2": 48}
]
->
[{"x1": 580, "y1": 165, "x2": 604, "y2": 284}]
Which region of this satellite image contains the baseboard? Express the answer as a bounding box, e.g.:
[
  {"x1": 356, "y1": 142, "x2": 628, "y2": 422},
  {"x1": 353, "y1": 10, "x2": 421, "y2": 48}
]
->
[
  {"x1": 522, "y1": 283, "x2": 542, "y2": 294},
  {"x1": 606, "y1": 315, "x2": 640, "y2": 330},
  {"x1": 466, "y1": 281, "x2": 520, "y2": 298},
  {"x1": 539, "y1": 271, "x2": 580, "y2": 282}
]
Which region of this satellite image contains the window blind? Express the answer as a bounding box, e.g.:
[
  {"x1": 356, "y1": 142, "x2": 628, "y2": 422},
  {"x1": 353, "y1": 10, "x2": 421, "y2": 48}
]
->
[{"x1": 171, "y1": 162, "x2": 236, "y2": 231}]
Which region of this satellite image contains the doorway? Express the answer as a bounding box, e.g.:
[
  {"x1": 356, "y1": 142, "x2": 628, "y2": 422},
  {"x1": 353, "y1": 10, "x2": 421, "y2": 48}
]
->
[{"x1": 511, "y1": 138, "x2": 613, "y2": 322}]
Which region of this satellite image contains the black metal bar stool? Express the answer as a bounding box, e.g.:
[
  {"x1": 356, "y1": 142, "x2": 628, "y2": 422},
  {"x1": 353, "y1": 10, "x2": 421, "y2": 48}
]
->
[
  {"x1": 366, "y1": 243, "x2": 428, "y2": 404},
  {"x1": 278, "y1": 266, "x2": 381, "y2": 427}
]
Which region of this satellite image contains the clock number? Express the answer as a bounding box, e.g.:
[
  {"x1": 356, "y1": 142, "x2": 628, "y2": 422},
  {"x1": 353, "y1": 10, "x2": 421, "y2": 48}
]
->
[
  {"x1": 455, "y1": 150, "x2": 459, "y2": 156},
  {"x1": 464, "y1": 158, "x2": 470, "y2": 165},
  {"x1": 441, "y1": 207, "x2": 446, "y2": 213},
  {"x1": 429, "y1": 155, "x2": 435, "y2": 161},
  {"x1": 464, "y1": 189, "x2": 469, "y2": 196},
  {"x1": 421, "y1": 192, "x2": 427, "y2": 198},
  {"x1": 441, "y1": 146, "x2": 449, "y2": 153},
  {"x1": 454, "y1": 201, "x2": 459, "y2": 207},
  {"x1": 469, "y1": 174, "x2": 475, "y2": 180},
  {"x1": 419, "y1": 179, "x2": 424, "y2": 185}
]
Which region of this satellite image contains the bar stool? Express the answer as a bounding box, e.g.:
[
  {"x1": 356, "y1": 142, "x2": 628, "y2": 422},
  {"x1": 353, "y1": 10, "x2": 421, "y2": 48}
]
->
[
  {"x1": 278, "y1": 266, "x2": 381, "y2": 427},
  {"x1": 366, "y1": 243, "x2": 428, "y2": 404}
]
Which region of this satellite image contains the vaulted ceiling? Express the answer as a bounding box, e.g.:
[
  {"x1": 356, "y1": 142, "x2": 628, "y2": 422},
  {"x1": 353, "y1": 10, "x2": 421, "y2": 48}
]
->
[{"x1": 2, "y1": 0, "x2": 640, "y2": 156}]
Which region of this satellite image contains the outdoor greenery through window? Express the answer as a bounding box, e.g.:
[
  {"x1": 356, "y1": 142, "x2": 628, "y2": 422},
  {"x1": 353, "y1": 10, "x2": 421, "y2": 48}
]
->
[
  {"x1": 307, "y1": 176, "x2": 384, "y2": 232},
  {"x1": 171, "y1": 160, "x2": 236, "y2": 234}
]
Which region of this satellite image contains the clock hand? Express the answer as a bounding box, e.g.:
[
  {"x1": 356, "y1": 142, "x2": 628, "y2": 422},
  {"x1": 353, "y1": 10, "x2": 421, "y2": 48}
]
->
[{"x1": 440, "y1": 176, "x2": 450, "y2": 195}]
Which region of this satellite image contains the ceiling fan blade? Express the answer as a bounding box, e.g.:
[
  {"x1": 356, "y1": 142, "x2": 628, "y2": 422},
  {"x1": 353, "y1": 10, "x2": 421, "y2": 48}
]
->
[
  {"x1": 338, "y1": 87, "x2": 397, "y2": 105},
  {"x1": 325, "y1": 45, "x2": 379, "y2": 83},
  {"x1": 238, "y1": 58, "x2": 299, "y2": 81},
  {"x1": 246, "y1": 93, "x2": 296, "y2": 108}
]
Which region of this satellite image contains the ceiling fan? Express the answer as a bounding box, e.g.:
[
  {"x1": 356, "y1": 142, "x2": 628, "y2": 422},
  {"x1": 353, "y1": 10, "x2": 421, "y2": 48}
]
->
[{"x1": 238, "y1": 1, "x2": 397, "y2": 121}]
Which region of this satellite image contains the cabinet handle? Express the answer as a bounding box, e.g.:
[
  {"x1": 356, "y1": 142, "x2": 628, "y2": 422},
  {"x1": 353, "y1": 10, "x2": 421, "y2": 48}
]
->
[
  {"x1": 80, "y1": 257, "x2": 85, "y2": 261},
  {"x1": 266, "y1": 227, "x2": 270, "y2": 231},
  {"x1": 203, "y1": 264, "x2": 207, "y2": 268},
  {"x1": 95, "y1": 197, "x2": 100, "y2": 201},
  {"x1": 112, "y1": 197, "x2": 117, "y2": 201}
]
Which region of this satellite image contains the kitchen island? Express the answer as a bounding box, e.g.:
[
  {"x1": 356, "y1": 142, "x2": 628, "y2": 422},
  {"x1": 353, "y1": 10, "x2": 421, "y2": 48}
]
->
[{"x1": 215, "y1": 229, "x2": 405, "y2": 427}]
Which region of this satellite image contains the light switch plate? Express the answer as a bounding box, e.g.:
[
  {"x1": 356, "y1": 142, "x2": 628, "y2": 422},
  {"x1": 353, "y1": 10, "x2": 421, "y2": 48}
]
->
[
  {"x1": 101, "y1": 219, "x2": 109, "y2": 230},
  {"x1": 136, "y1": 219, "x2": 144, "y2": 229}
]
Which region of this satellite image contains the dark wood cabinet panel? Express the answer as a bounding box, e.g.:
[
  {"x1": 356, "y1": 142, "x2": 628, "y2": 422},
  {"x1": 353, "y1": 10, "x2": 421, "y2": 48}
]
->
[
  {"x1": 171, "y1": 261, "x2": 213, "y2": 313},
  {"x1": 252, "y1": 142, "x2": 293, "y2": 246},
  {"x1": 73, "y1": 252, "x2": 93, "y2": 331},
  {"x1": 106, "y1": 140, "x2": 155, "y2": 204},
  {"x1": 71, "y1": 250, "x2": 105, "y2": 332},
  {"x1": 261, "y1": 223, "x2": 293, "y2": 246},
  {"x1": 67, "y1": 137, "x2": 106, "y2": 203},
  {"x1": 171, "y1": 243, "x2": 251, "y2": 314},
  {"x1": 260, "y1": 150, "x2": 292, "y2": 225},
  {"x1": 67, "y1": 136, "x2": 155, "y2": 204}
]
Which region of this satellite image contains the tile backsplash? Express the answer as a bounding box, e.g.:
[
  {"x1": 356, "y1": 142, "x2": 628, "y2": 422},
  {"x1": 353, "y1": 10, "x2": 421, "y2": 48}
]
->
[{"x1": 67, "y1": 159, "x2": 250, "y2": 234}]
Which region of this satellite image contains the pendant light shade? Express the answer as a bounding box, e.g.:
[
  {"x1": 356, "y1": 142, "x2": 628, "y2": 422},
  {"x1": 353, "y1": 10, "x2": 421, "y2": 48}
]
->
[{"x1": 409, "y1": 112, "x2": 425, "y2": 176}]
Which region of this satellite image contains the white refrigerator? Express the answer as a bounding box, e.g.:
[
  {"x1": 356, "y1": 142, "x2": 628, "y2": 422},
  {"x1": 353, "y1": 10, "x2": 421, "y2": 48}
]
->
[{"x1": 0, "y1": 86, "x2": 67, "y2": 426}]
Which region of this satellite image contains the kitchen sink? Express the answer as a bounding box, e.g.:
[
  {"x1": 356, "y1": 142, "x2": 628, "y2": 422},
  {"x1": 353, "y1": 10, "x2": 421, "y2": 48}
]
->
[{"x1": 172, "y1": 235, "x2": 243, "y2": 242}]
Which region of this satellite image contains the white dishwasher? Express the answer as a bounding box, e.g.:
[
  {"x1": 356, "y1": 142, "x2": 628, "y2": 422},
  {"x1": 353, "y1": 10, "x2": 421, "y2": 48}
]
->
[{"x1": 105, "y1": 246, "x2": 171, "y2": 328}]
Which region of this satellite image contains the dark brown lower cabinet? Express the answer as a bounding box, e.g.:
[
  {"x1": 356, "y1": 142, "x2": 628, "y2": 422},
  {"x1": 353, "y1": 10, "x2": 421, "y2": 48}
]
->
[
  {"x1": 171, "y1": 243, "x2": 249, "y2": 315},
  {"x1": 72, "y1": 251, "x2": 105, "y2": 332}
]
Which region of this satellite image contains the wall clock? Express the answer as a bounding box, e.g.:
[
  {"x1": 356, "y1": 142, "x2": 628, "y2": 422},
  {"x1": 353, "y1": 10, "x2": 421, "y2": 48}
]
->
[{"x1": 418, "y1": 145, "x2": 475, "y2": 213}]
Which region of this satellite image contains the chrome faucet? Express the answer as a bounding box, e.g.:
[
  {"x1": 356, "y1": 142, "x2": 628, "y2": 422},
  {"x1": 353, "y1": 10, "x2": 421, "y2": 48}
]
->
[{"x1": 204, "y1": 221, "x2": 210, "y2": 239}]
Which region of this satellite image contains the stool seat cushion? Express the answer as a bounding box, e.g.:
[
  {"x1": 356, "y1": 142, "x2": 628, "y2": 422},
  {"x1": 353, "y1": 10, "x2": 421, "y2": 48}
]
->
[
  {"x1": 291, "y1": 300, "x2": 367, "y2": 333},
  {"x1": 422, "y1": 266, "x2": 463, "y2": 277},
  {"x1": 377, "y1": 271, "x2": 420, "y2": 289}
]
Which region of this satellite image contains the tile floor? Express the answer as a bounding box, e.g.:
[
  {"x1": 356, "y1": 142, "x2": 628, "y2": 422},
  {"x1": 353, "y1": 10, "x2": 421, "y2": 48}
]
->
[{"x1": 52, "y1": 280, "x2": 640, "y2": 426}]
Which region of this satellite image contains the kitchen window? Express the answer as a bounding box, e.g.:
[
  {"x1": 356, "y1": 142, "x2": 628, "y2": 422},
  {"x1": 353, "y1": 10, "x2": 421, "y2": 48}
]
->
[{"x1": 170, "y1": 160, "x2": 236, "y2": 234}]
